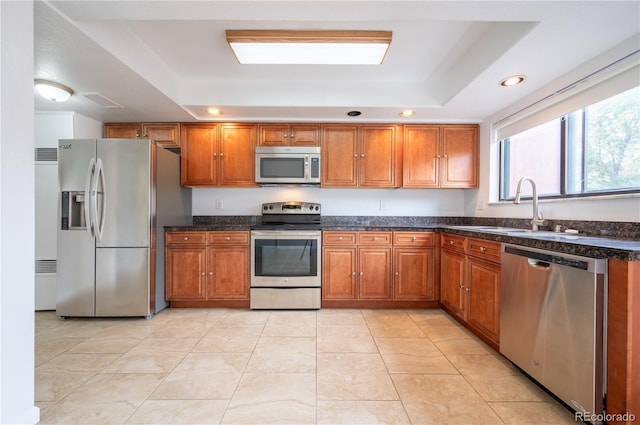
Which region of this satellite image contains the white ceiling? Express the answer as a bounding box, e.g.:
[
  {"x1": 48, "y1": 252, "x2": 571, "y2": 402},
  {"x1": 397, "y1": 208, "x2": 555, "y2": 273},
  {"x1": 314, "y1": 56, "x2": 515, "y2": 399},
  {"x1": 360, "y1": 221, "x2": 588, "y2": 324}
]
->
[{"x1": 34, "y1": 1, "x2": 640, "y2": 124}]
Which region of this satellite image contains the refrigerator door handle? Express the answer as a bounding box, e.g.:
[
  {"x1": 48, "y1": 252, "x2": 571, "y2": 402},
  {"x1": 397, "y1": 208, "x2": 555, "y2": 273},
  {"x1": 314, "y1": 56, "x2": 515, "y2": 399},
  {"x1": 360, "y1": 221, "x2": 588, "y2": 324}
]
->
[
  {"x1": 84, "y1": 158, "x2": 96, "y2": 238},
  {"x1": 93, "y1": 158, "x2": 106, "y2": 241}
]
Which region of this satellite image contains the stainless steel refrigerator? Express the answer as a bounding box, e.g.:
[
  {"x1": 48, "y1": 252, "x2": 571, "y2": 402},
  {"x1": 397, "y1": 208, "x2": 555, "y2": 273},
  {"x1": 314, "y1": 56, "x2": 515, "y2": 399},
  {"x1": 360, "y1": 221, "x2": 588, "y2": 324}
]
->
[{"x1": 56, "y1": 139, "x2": 191, "y2": 318}]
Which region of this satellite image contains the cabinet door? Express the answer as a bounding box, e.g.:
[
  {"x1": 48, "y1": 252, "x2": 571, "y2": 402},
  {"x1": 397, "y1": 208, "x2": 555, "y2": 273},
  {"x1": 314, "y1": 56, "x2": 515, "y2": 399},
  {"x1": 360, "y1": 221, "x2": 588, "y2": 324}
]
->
[
  {"x1": 402, "y1": 125, "x2": 440, "y2": 188},
  {"x1": 142, "y1": 123, "x2": 180, "y2": 149},
  {"x1": 207, "y1": 246, "x2": 249, "y2": 299},
  {"x1": 104, "y1": 124, "x2": 141, "y2": 139},
  {"x1": 165, "y1": 246, "x2": 206, "y2": 300},
  {"x1": 358, "y1": 247, "x2": 392, "y2": 299},
  {"x1": 393, "y1": 248, "x2": 434, "y2": 300},
  {"x1": 258, "y1": 124, "x2": 288, "y2": 146},
  {"x1": 219, "y1": 124, "x2": 255, "y2": 186},
  {"x1": 467, "y1": 257, "x2": 500, "y2": 343},
  {"x1": 181, "y1": 124, "x2": 218, "y2": 186},
  {"x1": 322, "y1": 247, "x2": 357, "y2": 300},
  {"x1": 290, "y1": 124, "x2": 320, "y2": 146},
  {"x1": 440, "y1": 249, "x2": 466, "y2": 319},
  {"x1": 322, "y1": 125, "x2": 358, "y2": 187},
  {"x1": 441, "y1": 125, "x2": 478, "y2": 188},
  {"x1": 359, "y1": 125, "x2": 396, "y2": 187}
]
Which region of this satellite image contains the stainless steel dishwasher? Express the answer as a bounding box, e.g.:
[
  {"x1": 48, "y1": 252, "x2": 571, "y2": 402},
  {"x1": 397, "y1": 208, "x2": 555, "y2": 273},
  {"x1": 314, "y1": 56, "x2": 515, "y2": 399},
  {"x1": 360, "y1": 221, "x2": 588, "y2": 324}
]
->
[{"x1": 500, "y1": 244, "x2": 606, "y2": 421}]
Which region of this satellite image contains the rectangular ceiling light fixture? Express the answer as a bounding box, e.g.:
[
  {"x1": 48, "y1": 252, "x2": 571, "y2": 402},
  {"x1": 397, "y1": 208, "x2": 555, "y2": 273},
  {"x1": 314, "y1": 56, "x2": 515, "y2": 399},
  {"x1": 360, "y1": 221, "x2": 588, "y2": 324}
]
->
[{"x1": 226, "y1": 30, "x2": 392, "y2": 65}]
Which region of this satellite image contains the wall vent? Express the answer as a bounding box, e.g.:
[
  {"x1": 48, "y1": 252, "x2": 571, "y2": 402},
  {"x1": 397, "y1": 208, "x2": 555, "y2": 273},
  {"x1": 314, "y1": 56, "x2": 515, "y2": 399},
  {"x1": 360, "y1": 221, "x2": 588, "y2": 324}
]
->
[
  {"x1": 35, "y1": 147, "x2": 58, "y2": 162},
  {"x1": 35, "y1": 260, "x2": 57, "y2": 274}
]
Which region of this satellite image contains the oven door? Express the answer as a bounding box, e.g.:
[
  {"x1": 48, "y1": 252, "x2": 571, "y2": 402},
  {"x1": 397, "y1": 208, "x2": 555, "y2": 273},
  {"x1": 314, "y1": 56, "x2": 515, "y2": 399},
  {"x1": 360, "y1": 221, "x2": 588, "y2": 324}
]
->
[{"x1": 250, "y1": 230, "x2": 321, "y2": 287}]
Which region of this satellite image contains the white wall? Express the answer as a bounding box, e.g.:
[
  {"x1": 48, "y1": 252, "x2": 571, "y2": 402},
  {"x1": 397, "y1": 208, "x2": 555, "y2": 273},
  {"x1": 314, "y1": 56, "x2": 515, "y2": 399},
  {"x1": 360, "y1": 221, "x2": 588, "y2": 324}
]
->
[
  {"x1": 0, "y1": 1, "x2": 39, "y2": 423},
  {"x1": 192, "y1": 187, "x2": 468, "y2": 216},
  {"x1": 467, "y1": 37, "x2": 640, "y2": 222}
]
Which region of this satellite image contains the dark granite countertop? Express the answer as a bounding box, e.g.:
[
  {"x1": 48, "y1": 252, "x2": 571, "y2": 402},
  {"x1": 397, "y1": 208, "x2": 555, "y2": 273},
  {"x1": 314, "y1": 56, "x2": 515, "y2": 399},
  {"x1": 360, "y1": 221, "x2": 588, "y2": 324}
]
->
[{"x1": 165, "y1": 216, "x2": 640, "y2": 262}]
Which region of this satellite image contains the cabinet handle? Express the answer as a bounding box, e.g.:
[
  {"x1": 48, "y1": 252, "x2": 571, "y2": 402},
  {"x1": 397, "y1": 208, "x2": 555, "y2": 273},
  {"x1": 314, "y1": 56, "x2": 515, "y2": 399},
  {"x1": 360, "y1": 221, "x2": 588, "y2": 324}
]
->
[
  {"x1": 338, "y1": 236, "x2": 343, "y2": 240},
  {"x1": 209, "y1": 271, "x2": 213, "y2": 275},
  {"x1": 449, "y1": 240, "x2": 454, "y2": 245},
  {"x1": 142, "y1": 134, "x2": 148, "y2": 138},
  {"x1": 480, "y1": 246, "x2": 486, "y2": 252},
  {"x1": 351, "y1": 272, "x2": 356, "y2": 276},
  {"x1": 361, "y1": 153, "x2": 365, "y2": 158},
  {"x1": 412, "y1": 237, "x2": 417, "y2": 241},
  {"x1": 183, "y1": 237, "x2": 189, "y2": 241},
  {"x1": 465, "y1": 287, "x2": 471, "y2": 292},
  {"x1": 201, "y1": 272, "x2": 206, "y2": 276},
  {"x1": 213, "y1": 153, "x2": 217, "y2": 157},
  {"x1": 436, "y1": 155, "x2": 441, "y2": 158},
  {"x1": 395, "y1": 272, "x2": 399, "y2": 276},
  {"x1": 373, "y1": 236, "x2": 378, "y2": 241},
  {"x1": 360, "y1": 272, "x2": 364, "y2": 276},
  {"x1": 443, "y1": 154, "x2": 448, "y2": 158},
  {"x1": 220, "y1": 152, "x2": 224, "y2": 158},
  {"x1": 226, "y1": 236, "x2": 231, "y2": 240},
  {"x1": 354, "y1": 154, "x2": 358, "y2": 158}
]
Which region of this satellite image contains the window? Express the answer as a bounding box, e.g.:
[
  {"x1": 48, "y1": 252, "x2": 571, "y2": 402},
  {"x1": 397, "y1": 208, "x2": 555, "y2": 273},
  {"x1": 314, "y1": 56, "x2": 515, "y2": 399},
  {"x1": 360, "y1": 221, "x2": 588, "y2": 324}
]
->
[{"x1": 500, "y1": 86, "x2": 640, "y2": 200}]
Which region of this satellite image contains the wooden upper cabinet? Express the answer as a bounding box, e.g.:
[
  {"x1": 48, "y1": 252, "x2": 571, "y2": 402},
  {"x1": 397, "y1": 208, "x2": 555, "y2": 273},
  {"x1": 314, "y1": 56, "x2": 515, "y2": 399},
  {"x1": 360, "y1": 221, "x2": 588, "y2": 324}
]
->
[
  {"x1": 402, "y1": 125, "x2": 440, "y2": 188},
  {"x1": 322, "y1": 125, "x2": 359, "y2": 187},
  {"x1": 441, "y1": 125, "x2": 478, "y2": 188},
  {"x1": 181, "y1": 124, "x2": 219, "y2": 186},
  {"x1": 218, "y1": 124, "x2": 256, "y2": 186},
  {"x1": 180, "y1": 123, "x2": 255, "y2": 187},
  {"x1": 258, "y1": 124, "x2": 320, "y2": 146},
  {"x1": 322, "y1": 124, "x2": 397, "y2": 188},
  {"x1": 104, "y1": 123, "x2": 180, "y2": 149},
  {"x1": 402, "y1": 124, "x2": 478, "y2": 188},
  {"x1": 359, "y1": 125, "x2": 397, "y2": 187}
]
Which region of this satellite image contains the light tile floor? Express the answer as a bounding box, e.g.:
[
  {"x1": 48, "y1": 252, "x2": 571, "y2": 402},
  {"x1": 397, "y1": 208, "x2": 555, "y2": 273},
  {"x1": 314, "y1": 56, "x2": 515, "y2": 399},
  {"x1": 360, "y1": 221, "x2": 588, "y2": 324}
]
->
[{"x1": 35, "y1": 308, "x2": 578, "y2": 424}]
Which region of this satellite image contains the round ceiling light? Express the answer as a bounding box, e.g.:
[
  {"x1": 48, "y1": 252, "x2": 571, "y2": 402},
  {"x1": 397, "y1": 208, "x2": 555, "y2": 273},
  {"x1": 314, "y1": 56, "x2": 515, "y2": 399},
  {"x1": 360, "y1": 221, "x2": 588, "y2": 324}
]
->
[
  {"x1": 346, "y1": 110, "x2": 362, "y2": 117},
  {"x1": 499, "y1": 75, "x2": 526, "y2": 87},
  {"x1": 34, "y1": 79, "x2": 74, "y2": 102},
  {"x1": 399, "y1": 110, "x2": 416, "y2": 118}
]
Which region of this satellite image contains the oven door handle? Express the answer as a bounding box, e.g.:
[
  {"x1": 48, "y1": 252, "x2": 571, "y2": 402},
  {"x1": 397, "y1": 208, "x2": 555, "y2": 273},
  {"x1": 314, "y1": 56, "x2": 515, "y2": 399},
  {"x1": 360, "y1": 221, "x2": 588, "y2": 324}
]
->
[{"x1": 251, "y1": 230, "x2": 321, "y2": 238}]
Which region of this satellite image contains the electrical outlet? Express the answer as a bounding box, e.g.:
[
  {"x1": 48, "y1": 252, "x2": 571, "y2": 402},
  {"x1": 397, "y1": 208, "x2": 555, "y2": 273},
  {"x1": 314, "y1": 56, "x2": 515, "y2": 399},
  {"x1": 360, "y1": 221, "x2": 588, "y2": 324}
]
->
[
  {"x1": 379, "y1": 199, "x2": 388, "y2": 211},
  {"x1": 216, "y1": 199, "x2": 223, "y2": 209}
]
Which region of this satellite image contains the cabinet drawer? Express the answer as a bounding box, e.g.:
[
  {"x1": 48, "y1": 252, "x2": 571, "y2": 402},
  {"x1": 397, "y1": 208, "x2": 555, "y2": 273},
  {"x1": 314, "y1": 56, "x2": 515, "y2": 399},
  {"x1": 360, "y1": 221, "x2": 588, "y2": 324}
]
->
[
  {"x1": 166, "y1": 231, "x2": 207, "y2": 245},
  {"x1": 441, "y1": 233, "x2": 466, "y2": 252},
  {"x1": 466, "y1": 237, "x2": 501, "y2": 263},
  {"x1": 358, "y1": 231, "x2": 392, "y2": 245},
  {"x1": 323, "y1": 231, "x2": 357, "y2": 245},
  {"x1": 393, "y1": 231, "x2": 435, "y2": 247},
  {"x1": 207, "y1": 231, "x2": 249, "y2": 245}
]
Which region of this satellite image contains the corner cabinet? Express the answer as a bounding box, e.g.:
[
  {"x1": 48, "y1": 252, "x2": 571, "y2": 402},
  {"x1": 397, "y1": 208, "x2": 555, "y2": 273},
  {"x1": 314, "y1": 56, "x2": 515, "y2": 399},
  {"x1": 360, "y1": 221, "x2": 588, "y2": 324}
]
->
[
  {"x1": 165, "y1": 230, "x2": 250, "y2": 308},
  {"x1": 104, "y1": 123, "x2": 181, "y2": 149},
  {"x1": 440, "y1": 233, "x2": 500, "y2": 348},
  {"x1": 322, "y1": 230, "x2": 437, "y2": 308},
  {"x1": 180, "y1": 123, "x2": 256, "y2": 187},
  {"x1": 402, "y1": 124, "x2": 478, "y2": 188},
  {"x1": 321, "y1": 125, "x2": 398, "y2": 188}
]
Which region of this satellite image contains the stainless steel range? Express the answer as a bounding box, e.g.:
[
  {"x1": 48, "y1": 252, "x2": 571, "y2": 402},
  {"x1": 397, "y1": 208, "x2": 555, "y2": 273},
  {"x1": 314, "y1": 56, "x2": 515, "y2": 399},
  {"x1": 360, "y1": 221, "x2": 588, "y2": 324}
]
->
[{"x1": 250, "y1": 201, "x2": 321, "y2": 309}]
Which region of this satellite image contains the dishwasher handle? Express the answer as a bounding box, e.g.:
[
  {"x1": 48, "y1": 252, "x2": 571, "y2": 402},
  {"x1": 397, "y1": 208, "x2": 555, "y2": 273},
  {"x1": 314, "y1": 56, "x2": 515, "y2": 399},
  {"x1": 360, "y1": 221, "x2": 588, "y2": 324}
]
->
[{"x1": 528, "y1": 259, "x2": 550, "y2": 269}]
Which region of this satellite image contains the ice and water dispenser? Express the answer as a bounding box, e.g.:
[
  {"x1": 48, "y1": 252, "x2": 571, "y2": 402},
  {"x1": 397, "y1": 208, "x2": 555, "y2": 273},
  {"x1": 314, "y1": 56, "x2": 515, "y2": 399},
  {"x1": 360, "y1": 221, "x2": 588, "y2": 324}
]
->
[{"x1": 60, "y1": 191, "x2": 87, "y2": 230}]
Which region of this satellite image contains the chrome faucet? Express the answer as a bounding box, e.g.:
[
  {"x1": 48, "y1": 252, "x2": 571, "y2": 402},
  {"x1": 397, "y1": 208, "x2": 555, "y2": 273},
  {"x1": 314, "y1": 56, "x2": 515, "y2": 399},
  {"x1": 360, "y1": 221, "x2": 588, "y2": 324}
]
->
[{"x1": 514, "y1": 177, "x2": 545, "y2": 231}]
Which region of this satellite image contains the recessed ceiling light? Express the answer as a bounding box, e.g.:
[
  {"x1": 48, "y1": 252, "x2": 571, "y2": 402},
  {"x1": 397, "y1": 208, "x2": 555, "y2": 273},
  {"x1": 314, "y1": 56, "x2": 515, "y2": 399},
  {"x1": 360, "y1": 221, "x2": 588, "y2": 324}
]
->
[
  {"x1": 226, "y1": 30, "x2": 392, "y2": 65},
  {"x1": 207, "y1": 107, "x2": 222, "y2": 116},
  {"x1": 347, "y1": 110, "x2": 362, "y2": 117},
  {"x1": 399, "y1": 110, "x2": 416, "y2": 118},
  {"x1": 499, "y1": 75, "x2": 526, "y2": 87},
  {"x1": 34, "y1": 79, "x2": 74, "y2": 102}
]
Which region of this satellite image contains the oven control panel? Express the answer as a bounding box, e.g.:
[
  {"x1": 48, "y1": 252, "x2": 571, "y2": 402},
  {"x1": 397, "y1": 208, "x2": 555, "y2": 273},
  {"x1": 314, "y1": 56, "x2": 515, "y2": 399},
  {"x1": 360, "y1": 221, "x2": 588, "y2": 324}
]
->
[{"x1": 262, "y1": 201, "x2": 321, "y2": 214}]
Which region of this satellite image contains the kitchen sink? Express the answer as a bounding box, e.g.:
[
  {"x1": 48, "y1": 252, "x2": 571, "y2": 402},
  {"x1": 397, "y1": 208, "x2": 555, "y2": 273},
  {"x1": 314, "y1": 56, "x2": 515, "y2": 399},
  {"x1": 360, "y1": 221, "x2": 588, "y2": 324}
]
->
[{"x1": 448, "y1": 226, "x2": 585, "y2": 239}]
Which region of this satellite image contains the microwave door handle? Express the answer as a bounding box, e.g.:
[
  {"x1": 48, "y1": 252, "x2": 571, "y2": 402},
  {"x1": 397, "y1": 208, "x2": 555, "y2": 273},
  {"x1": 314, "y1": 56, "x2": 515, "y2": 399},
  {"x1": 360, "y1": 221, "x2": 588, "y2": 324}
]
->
[{"x1": 304, "y1": 154, "x2": 309, "y2": 180}]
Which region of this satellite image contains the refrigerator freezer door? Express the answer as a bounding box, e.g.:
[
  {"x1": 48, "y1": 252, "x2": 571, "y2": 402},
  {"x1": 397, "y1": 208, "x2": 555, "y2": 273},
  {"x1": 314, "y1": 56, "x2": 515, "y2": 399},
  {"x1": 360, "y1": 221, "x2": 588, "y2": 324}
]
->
[
  {"x1": 57, "y1": 140, "x2": 98, "y2": 317},
  {"x1": 95, "y1": 247, "x2": 150, "y2": 317},
  {"x1": 96, "y1": 139, "x2": 151, "y2": 248}
]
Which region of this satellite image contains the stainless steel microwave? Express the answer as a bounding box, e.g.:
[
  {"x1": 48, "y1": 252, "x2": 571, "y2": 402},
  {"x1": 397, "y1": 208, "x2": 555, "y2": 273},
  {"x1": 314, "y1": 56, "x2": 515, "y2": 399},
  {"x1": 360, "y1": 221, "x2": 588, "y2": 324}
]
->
[{"x1": 255, "y1": 146, "x2": 321, "y2": 185}]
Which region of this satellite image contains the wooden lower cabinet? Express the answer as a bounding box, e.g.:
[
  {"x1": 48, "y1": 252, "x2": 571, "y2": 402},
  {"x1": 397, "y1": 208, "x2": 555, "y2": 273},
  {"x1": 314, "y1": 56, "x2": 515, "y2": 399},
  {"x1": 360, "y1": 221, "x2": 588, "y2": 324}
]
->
[
  {"x1": 440, "y1": 233, "x2": 501, "y2": 349},
  {"x1": 165, "y1": 231, "x2": 249, "y2": 307},
  {"x1": 322, "y1": 230, "x2": 436, "y2": 308}
]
